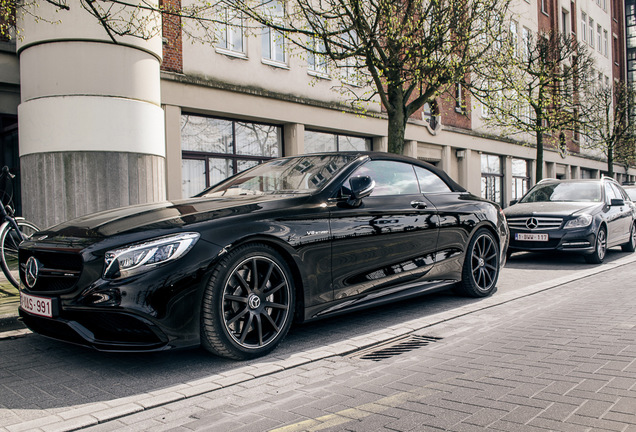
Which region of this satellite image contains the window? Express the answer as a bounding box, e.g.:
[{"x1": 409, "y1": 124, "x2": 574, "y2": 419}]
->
[
  {"x1": 604, "y1": 30, "x2": 609, "y2": 56},
  {"x1": 589, "y1": 18, "x2": 594, "y2": 48},
  {"x1": 481, "y1": 154, "x2": 503, "y2": 205},
  {"x1": 304, "y1": 130, "x2": 371, "y2": 153},
  {"x1": 455, "y1": 83, "x2": 464, "y2": 112},
  {"x1": 581, "y1": 12, "x2": 587, "y2": 43},
  {"x1": 597, "y1": 25, "x2": 602, "y2": 52},
  {"x1": 180, "y1": 115, "x2": 282, "y2": 197},
  {"x1": 261, "y1": 1, "x2": 286, "y2": 64},
  {"x1": 511, "y1": 159, "x2": 529, "y2": 201},
  {"x1": 349, "y1": 161, "x2": 419, "y2": 196},
  {"x1": 217, "y1": 7, "x2": 244, "y2": 54},
  {"x1": 414, "y1": 166, "x2": 451, "y2": 193},
  {"x1": 522, "y1": 27, "x2": 530, "y2": 60},
  {"x1": 307, "y1": 35, "x2": 328, "y2": 76},
  {"x1": 510, "y1": 20, "x2": 519, "y2": 57},
  {"x1": 541, "y1": 0, "x2": 549, "y2": 15},
  {"x1": 561, "y1": 10, "x2": 569, "y2": 35}
]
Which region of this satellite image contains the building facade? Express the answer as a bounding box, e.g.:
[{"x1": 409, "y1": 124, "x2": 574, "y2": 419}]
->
[{"x1": 0, "y1": 0, "x2": 634, "y2": 229}]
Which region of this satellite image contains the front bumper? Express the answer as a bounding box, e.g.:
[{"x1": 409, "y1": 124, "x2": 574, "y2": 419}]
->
[
  {"x1": 17, "y1": 237, "x2": 221, "y2": 352},
  {"x1": 508, "y1": 227, "x2": 596, "y2": 254}
]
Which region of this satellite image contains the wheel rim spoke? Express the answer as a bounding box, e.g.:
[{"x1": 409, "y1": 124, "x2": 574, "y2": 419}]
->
[{"x1": 222, "y1": 255, "x2": 291, "y2": 349}]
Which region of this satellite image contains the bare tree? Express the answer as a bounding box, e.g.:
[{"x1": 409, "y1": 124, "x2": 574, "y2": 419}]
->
[
  {"x1": 471, "y1": 30, "x2": 595, "y2": 181},
  {"x1": 228, "y1": 0, "x2": 511, "y2": 154},
  {"x1": 580, "y1": 80, "x2": 636, "y2": 177},
  {"x1": 3, "y1": 0, "x2": 511, "y2": 156}
]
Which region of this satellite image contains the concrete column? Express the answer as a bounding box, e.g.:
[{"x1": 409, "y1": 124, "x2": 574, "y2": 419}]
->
[
  {"x1": 504, "y1": 156, "x2": 513, "y2": 207},
  {"x1": 284, "y1": 123, "x2": 304, "y2": 156},
  {"x1": 403, "y1": 140, "x2": 417, "y2": 159},
  {"x1": 373, "y1": 136, "x2": 388, "y2": 153},
  {"x1": 440, "y1": 145, "x2": 452, "y2": 173},
  {"x1": 458, "y1": 149, "x2": 480, "y2": 194},
  {"x1": 165, "y1": 105, "x2": 182, "y2": 201},
  {"x1": 545, "y1": 162, "x2": 556, "y2": 179},
  {"x1": 17, "y1": 1, "x2": 165, "y2": 228},
  {"x1": 571, "y1": 165, "x2": 580, "y2": 179}
]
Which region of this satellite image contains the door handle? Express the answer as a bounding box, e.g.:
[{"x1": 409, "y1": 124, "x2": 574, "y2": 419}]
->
[{"x1": 410, "y1": 200, "x2": 428, "y2": 209}]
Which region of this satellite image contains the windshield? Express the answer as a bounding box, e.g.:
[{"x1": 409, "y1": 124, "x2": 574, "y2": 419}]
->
[
  {"x1": 201, "y1": 154, "x2": 356, "y2": 197},
  {"x1": 520, "y1": 182, "x2": 602, "y2": 203}
]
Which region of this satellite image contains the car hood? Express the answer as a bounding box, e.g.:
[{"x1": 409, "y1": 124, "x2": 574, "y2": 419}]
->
[
  {"x1": 504, "y1": 201, "x2": 602, "y2": 218},
  {"x1": 33, "y1": 194, "x2": 309, "y2": 244}
]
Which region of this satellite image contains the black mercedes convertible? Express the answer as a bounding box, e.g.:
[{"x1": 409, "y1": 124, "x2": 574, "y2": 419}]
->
[{"x1": 18, "y1": 152, "x2": 508, "y2": 359}]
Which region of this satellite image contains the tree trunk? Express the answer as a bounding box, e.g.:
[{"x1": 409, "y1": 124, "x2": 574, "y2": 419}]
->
[
  {"x1": 386, "y1": 86, "x2": 407, "y2": 155},
  {"x1": 607, "y1": 144, "x2": 614, "y2": 177},
  {"x1": 535, "y1": 118, "x2": 544, "y2": 181}
]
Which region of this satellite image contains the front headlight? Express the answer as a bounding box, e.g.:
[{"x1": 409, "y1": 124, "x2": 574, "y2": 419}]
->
[
  {"x1": 564, "y1": 214, "x2": 593, "y2": 229},
  {"x1": 103, "y1": 232, "x2": 200, "y2": 280}
]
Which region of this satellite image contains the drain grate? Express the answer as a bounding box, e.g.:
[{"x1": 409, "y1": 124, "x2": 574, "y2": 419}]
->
[{"x1": 355, "y1": 335, "x2": 442, "y2": 361}]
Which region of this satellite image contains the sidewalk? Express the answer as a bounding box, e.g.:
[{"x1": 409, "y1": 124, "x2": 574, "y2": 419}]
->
[
  {"x1": 1, "y1": 253, "x2": 635, "y2": 432},
  {"x1": 0, "y1": 274, "x2": 20, "y2": 332}
]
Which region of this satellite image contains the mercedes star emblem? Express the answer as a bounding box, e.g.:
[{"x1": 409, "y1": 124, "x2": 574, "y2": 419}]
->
[
  {"x1": 525, "y1": 217, "x2": 539, "y2": 230},
  {"x1": 25, "y1": 256, "x2": 41, "y2": 288}
]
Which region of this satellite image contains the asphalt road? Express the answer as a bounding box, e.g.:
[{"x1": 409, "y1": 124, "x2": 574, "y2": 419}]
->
[{"x1": 1, "y1": 248, "x2": 635, "y2": 432}]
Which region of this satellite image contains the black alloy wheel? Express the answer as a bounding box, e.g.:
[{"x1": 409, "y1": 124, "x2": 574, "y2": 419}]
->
[
  {"x1": 201, "y1": 244, "x2": 295, "y2": 360},
  {"x1": 456, "y1": 228, "x2": 500, "y2": 297},
  {"x1": 585, "y1": 226, "x2": 607, "y2": 264},
  {"x1": 621, "y1": 222, "x2": 636, "y2": 253}
]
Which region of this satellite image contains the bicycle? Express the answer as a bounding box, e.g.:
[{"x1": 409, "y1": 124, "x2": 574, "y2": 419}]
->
[{"x1": 0, "y1": 166, "x2": 39, "y2": 288}]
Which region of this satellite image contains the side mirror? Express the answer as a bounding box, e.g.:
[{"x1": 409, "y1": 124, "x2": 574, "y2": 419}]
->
[
  {"x1": 509, "y1": 199, "x2": 518, "y2": 206},
  {"x1": 610, "y1": 198, "x2": 625, "y2": 207},
  {"x1": 347, "y1": 176, "x2": 375, "y2": 207}
]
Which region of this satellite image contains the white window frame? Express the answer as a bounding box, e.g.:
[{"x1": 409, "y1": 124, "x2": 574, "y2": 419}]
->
[
  {"x1": 261, "y1": 1, "x2": 287, "y2": 66},
  {"x1": 597, "y1": 25, "x2": 602, "y2": 52},
  {"x1": 582, "y1": 12, "x2": 587, "y2": 44},
  {"x1": 589, "y1": 18, "x2": 594, "y2": 48},
  {"x1": 216, "y1": 7, "x2": 246, "y2": 56},
  {"x1": 307, "y1": 35, "x2": 329, "y2": 77}
]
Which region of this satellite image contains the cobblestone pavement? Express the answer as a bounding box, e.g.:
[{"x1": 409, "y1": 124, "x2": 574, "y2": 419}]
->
[
  {"x1": 83, "y1": 256, "x2": 636, "y2": 432},
  {"x1": 0, "y1": 251, "x2": 635, "y2": 432}
]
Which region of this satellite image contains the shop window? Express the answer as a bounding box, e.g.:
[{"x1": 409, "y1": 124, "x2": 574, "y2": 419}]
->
[
  {"x1": 304, "y1": 131, "x2": 371, "y2": 153},
  {"x1": 511, "y1": 159, "x2": 529, "y2": 201},
  {"x1": 181, "y1": 115, "x2": 281, "y2": 197},
  {"x1": 481, "y1": 154, "x2": 503, "y2": 205}
]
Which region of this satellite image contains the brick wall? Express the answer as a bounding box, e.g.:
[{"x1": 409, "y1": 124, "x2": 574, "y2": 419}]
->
[{"x1": 161, "y1": 0, "x2": 183, "y2": 73}]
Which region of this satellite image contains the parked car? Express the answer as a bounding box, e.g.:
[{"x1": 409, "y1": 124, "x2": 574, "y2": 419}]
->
[
  {"x1": 623, "y1": 184, "x2": 636, "y2": 201},
  {"x1": 18, "y1": 152, "x2": 508, "y2": 360},
  {"x1": 505, "y1": 177, "x2": 636, "y2": 263}
]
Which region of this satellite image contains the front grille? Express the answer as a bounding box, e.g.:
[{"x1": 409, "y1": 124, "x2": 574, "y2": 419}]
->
[
  {"x1": 507, "y1": 216, "x2": 563, "y2": 231},
  {"x1": 19, "y1": 249, "x2": 83, "y2": 294}
]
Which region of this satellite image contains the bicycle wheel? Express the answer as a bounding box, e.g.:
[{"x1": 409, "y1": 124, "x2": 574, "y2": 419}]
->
[{"x1": 0, "y1": 219, "x2": 39, "y2": 288}]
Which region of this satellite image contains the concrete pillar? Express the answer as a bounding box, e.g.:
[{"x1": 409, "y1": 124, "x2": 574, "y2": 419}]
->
[
  {"x1": 403, "y1": 140, "x2": 417, "y2": 159},
  {"x1": 504, "y1": 156, "x2": 513, "y2": 207},
  {"x1": 165, "y1": 105, "x2": 182, "y2": 201},
  {"x1": 440, "y1": 145, "x2": 452, "y2": 173},
  {"x1": 545, "y1": 162, "x2": 556, "y2": 179},
  {"x1": 17, "y1": 1, "x2": 165, "y2": 228},
  {"x1": 373, "y1": 136, "x2": 388, "y2": 153},
  {"x1": 284, "y1": 123, "x2": 305, "y2": 156},
  {"x1": 571, "y1": 165, "x2": 580, "y2": 179}
]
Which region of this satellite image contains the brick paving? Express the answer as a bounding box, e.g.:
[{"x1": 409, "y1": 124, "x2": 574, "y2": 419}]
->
[
  {"x1": 80, "y1": 256, "x2": 636, "y2": 432},
  {"x1": 0, "y1": 252, "x2": 635, "y2": 431}
]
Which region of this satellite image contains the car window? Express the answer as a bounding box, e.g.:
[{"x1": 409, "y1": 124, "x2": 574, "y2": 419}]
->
[
  {"x1": 609, "y1": 183, "x2": 626, "y2": 202},
  {"x1": 349, "y1": 161, "x2": 419, "y2": 196},
  {"x1": 414, "y1": 166, "x2": 451, "y2": 193},
  {"x1": 605, "y1": 183, "x2": 619, "y2": 203},
  {"x1": 521, "y1": 182, "x2": 602, "y2": 203}
]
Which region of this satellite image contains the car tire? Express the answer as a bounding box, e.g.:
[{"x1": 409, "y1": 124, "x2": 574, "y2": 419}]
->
[
  {"x1": 585, "y1": 226, "x2": 607, "y2": 264},
  {"x1": 201, "y1": 243, "x2": 295, "y2": 360},
  {"x1": 455, "y1": 228, "x2": 500, "y2": 298},
  {"x1": 621, "y1": 222, "x2": 636, "y2": 253}
]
